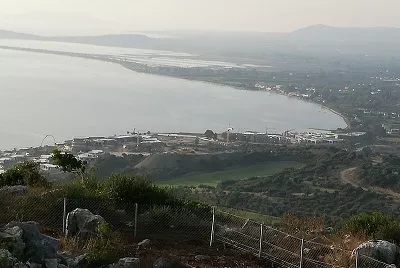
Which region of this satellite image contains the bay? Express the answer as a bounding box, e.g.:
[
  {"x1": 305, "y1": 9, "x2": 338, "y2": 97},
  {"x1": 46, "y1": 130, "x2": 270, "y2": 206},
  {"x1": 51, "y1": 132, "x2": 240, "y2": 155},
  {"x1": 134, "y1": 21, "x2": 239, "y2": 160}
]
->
[{"x1": 0, "y1": 48, "x2": 346, "y2": 150}]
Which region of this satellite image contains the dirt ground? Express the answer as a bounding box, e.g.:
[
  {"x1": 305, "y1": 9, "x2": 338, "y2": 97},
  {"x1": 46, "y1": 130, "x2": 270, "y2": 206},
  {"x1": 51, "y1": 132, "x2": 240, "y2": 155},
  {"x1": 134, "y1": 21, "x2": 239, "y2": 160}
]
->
[{"x1": 137, "y1": 240, "x2": 274, "y2": 268}]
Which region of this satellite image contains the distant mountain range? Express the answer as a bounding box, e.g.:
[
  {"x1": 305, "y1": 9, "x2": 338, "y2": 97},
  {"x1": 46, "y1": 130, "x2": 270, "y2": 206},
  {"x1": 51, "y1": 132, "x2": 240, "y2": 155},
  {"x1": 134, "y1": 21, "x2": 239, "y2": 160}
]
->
[
  {"x1": 0, "y1": 29, "x2": 43, "y2": 40},
  {"x1": 2, "y1": 25, "x2": 400, "y2": 57},
  {"x1": 290, "y1": 24, "x2": 400, "y2": 46}
]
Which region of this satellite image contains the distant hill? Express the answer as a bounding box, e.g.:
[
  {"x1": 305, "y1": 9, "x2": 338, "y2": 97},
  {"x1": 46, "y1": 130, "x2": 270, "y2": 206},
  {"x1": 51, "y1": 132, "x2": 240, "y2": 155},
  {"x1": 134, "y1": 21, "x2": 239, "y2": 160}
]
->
[
  {"x1": 2, "y1": 25, "x2": 400, "y2": 58},
  {"x1": 286, "y1": 24, "x2": 400, "y2": 55},
  {"x1": 0, "y1": 29, "x2": 43, "y2": 40},
  {"x1": 290, "y1": 24, "x2": 400, "y2": 42},
  {"x1": 51, "y1": 34, "x2": 153, "y2": 48}
]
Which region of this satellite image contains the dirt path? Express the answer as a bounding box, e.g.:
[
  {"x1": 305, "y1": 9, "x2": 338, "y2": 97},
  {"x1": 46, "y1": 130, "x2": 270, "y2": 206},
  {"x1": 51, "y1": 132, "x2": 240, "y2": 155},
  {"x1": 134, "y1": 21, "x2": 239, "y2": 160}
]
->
[
  {"x1": 340, "y1": 167, "x2": 362, "y2": 188},
  {"x1": 340, "y1": 167, "x2": 400, "y2": 200}
]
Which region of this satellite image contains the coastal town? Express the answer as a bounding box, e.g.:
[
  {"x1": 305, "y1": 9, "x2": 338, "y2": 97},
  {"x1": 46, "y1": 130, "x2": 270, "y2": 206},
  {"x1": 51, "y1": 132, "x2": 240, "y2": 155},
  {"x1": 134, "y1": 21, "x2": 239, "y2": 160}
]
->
[{"x1": 0, "y1": 128, "x2": 368, "y2": 175}]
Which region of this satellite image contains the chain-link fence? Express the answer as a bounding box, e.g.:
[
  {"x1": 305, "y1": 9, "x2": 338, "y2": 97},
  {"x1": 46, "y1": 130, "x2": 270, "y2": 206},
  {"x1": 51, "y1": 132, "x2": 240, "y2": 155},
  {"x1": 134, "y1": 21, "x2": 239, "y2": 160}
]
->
[
  {"x1": 135, "y1": 203, "x2": 212, "y2": 242},
  {"x1": 0, "y1": 194, "x2": 393, "y2": 268},
  {"x1": 212, "y1": 210, "x2": 393, "y2": 268},
  {"x1": 356, "y1": 253, "x2": 394, "y2": 268}
]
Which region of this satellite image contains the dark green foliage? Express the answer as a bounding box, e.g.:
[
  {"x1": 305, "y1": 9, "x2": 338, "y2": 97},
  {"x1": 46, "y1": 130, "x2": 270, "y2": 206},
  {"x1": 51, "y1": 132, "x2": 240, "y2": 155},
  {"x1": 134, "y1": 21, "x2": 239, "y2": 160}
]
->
[
  {"x1": 343, "y1": 212, "x2": 392, "y2": 237},
  {"x1": 51, "y1": 149, "x2": 87, "y2": 177},
  {"x1": 0, "y1": 161, "x2": 48, "y2": 187},
  {"x1": 361, "y1": 154, "x2": 400, "y2": 189},
  {"x1": 105, "y1": 174, "x2": 177, "y2": 207},
  {"x1": 343, "y1": 212, "x2": 400, "y2": 244}
]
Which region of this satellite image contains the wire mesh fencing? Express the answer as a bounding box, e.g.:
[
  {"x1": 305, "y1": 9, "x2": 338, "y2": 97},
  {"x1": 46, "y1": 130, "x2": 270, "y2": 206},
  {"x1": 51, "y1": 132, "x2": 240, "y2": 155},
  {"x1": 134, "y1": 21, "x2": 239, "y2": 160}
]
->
[
  {"x1": 0, "y1": 195, "x2": 395, "y2": 268},
  {"x1": 135, "y1": 204, "x2": 212, "y2": 242},
  {"x1": 356, "y1": 253, "x2": 395, "y2": 268},
  {"x1": 261, "y1": 225, "x2": 302, "y2": 268},
  {"x1": 211, "y1": 209, "x2": 394, "y2": 268},
  {"x1": 302, "y1": 240, "x2": 352, "y2": 268},
  {"x1": 213, "y1": 209, "x2": 262, "y2": 255},
  {"x1": 213, "y1": 209, "x2": 302, "y2": 268},
  {"x1": 0, "y1": 190, "x2": 65, "y2": 233}
]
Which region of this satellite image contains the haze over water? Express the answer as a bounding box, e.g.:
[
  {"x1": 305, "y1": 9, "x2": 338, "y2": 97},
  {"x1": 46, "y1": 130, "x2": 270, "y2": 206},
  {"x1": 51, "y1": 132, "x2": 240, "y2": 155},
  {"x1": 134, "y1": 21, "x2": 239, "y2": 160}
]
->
[{"x1": 0, "y1": 46, "x2": 346, "y2": 150}]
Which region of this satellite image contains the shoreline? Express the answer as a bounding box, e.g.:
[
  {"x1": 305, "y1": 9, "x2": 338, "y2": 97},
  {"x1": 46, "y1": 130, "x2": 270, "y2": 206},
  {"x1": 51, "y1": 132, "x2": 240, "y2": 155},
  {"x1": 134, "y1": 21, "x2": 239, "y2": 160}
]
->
[{"x1": 0, "y1": 45, "x2": 350, "y2": 132}]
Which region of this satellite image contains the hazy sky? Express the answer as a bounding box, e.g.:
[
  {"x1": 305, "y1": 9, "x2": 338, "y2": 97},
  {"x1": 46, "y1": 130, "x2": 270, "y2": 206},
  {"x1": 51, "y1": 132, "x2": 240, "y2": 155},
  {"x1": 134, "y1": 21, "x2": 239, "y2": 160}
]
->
[{"x1": 1, "y1": 0, "x2": 400, "y2": 35}]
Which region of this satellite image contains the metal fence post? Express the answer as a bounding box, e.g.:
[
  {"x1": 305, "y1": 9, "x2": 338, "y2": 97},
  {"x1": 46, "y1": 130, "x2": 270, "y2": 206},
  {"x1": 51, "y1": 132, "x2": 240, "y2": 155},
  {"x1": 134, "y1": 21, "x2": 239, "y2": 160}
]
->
[
  {"x1": 62, "y1": 198, "x2": 67, "y2": 234},
  {"x1": 210, "y1": 206, "x2": 216, "y2": 247},
  {"x1": 134, "y1": 203, "x2": 138, "y2": 240},
  {"x1": 258, "y1": 223, "x2": 264, "y2": 258},
  {"x1": 355, "y1": 251, "x2": 359, "y2": 268},
  {"x1": 299, "y1": 239, "x2": 304, "y2": 268}
]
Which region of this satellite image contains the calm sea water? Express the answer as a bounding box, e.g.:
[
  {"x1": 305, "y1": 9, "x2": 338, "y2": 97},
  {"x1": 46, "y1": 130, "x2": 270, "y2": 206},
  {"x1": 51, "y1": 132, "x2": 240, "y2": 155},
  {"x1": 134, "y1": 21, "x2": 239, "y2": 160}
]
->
[{"x1": 0, "y1": 47, "x2": 346, "y2": 150}]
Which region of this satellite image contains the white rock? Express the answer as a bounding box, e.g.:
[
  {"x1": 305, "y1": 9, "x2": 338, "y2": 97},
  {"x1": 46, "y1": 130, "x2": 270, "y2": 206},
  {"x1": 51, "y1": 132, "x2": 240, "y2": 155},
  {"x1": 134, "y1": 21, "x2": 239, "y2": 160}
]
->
[{"x1": 137, "y1": 239, "x2": 151, "y2": 247}]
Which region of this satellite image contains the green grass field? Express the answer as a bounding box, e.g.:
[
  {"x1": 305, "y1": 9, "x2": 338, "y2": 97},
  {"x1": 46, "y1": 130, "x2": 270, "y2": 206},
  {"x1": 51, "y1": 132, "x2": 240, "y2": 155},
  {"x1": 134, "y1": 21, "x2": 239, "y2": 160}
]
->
[{"x1": 159, "y1": 161, "x2": 303, "y2": 186}]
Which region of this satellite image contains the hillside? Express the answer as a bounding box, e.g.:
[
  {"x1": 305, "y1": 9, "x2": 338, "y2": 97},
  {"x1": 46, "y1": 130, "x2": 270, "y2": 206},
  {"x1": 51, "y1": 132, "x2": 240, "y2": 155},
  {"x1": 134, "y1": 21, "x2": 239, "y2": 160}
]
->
[
  {"x1": 51, "y1": 34, "x2": 153, "y2": 48},
  {"x1": 290, "y1": 24, "x2": 400, "y2": 42},
  {"x1": 132, "y1": 147, "x2": 312, "y2": 182},
  {"x1": 183, "y1": 147, "x2": 400, "y2": 225},
  {"x1": 1, "y1": 155, "x2": 399, "y2": 267},
  {"x1": 0, "y1": 29, "x2": 43, "y2": 40}
]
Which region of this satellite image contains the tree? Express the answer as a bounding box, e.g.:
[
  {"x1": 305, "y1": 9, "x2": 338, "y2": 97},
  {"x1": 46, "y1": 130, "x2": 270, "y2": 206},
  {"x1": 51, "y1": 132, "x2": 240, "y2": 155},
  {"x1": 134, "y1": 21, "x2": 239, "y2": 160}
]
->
[{"x1": 51, "y1": 149, "x2": 87, "y2": 181}]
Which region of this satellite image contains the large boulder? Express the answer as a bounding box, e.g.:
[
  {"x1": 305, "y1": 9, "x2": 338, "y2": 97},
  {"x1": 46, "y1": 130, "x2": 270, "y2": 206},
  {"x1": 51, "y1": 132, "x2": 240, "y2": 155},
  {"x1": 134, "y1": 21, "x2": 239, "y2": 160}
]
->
[
  {"x1": 352, "y1": 240, "x2": 400, "y2": 265},
  {"x1": 58, "y1": 252, "x2": 87, "y2": 268},
  {"x1": 5, "y1": 221, "x2": 59, "y2": 264},
  {"x1": 0, "y1": 226, "x2": 25, "y2": 259},
  {"x1": 66, "y1": 208, "x2": 105, "y2": 237},
  {"x1": 0, "y1": 249, "x2": 20, "y2": 268}
]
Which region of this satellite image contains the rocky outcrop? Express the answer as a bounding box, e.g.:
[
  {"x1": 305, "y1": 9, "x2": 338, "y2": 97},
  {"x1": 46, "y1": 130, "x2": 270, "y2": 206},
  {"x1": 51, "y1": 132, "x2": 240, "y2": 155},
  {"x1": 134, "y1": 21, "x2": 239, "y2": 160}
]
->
[
  {"x1": 0, "y1": 226, "x2": 25, "y2": 259},
  {"x1": 2, "y1": 222, "x2": 60, "y2": 263},
  {"x1": 66, "y1": 208, "x2": 105, "y2": 237},
  {"x1": 0, "y1": 249, "x2": 18, "y2": 268},
  {"x1": 352, "y1": 240, "x2": 400, "y2": 266},
  {"x1": 57, "y1": 252, "x2": 88, "y2": 268}
]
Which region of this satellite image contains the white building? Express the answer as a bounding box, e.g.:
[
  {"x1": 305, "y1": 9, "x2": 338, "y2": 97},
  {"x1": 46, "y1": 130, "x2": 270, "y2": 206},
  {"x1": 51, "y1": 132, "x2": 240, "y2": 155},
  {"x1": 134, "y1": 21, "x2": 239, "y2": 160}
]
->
[{"x1": 40, "y1": 164, "x2": 59, "y2": 172}]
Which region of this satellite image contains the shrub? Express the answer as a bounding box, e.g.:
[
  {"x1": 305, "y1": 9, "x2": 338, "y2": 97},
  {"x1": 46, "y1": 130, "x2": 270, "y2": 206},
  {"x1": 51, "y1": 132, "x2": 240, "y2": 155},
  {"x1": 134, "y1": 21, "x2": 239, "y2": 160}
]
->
[
  {"x1": 61, "y1": 179, "x2": 103, "y2": 199},
  {"x1": 86, "y1": 224, "x2": 125, "y2": 267},
  {"x1": 343, "y1": 212, "x2": 391, "y2": 236},
  {"x1": 105, "y1": 174, "x2": 179, "y2": 207},
  {"x1": 343, "y1": 212, "x2": 400, "y2": 244},
  {"x1": 0, "y1": 161, "x2": 49, "y2": 187}
]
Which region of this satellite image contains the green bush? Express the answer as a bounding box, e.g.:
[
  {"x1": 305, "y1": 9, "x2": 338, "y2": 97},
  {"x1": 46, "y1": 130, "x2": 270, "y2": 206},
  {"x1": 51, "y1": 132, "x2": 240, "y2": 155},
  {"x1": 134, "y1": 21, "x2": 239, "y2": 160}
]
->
[
  {"x1": 0, "y1": 161, "x2": 49, "y2": 187},
  {"x1": 86, "y1": 224, "x2": 124, "y2": 267},
  {"x1": 61, "y1": 179, "x2": 103, "y2": 199},
  {"x1": 105, "y1": 174, "x2": 180, "y2": 207},
  {"x1": 343, "y1": 212, "x2": 400, "y2": 244}
]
